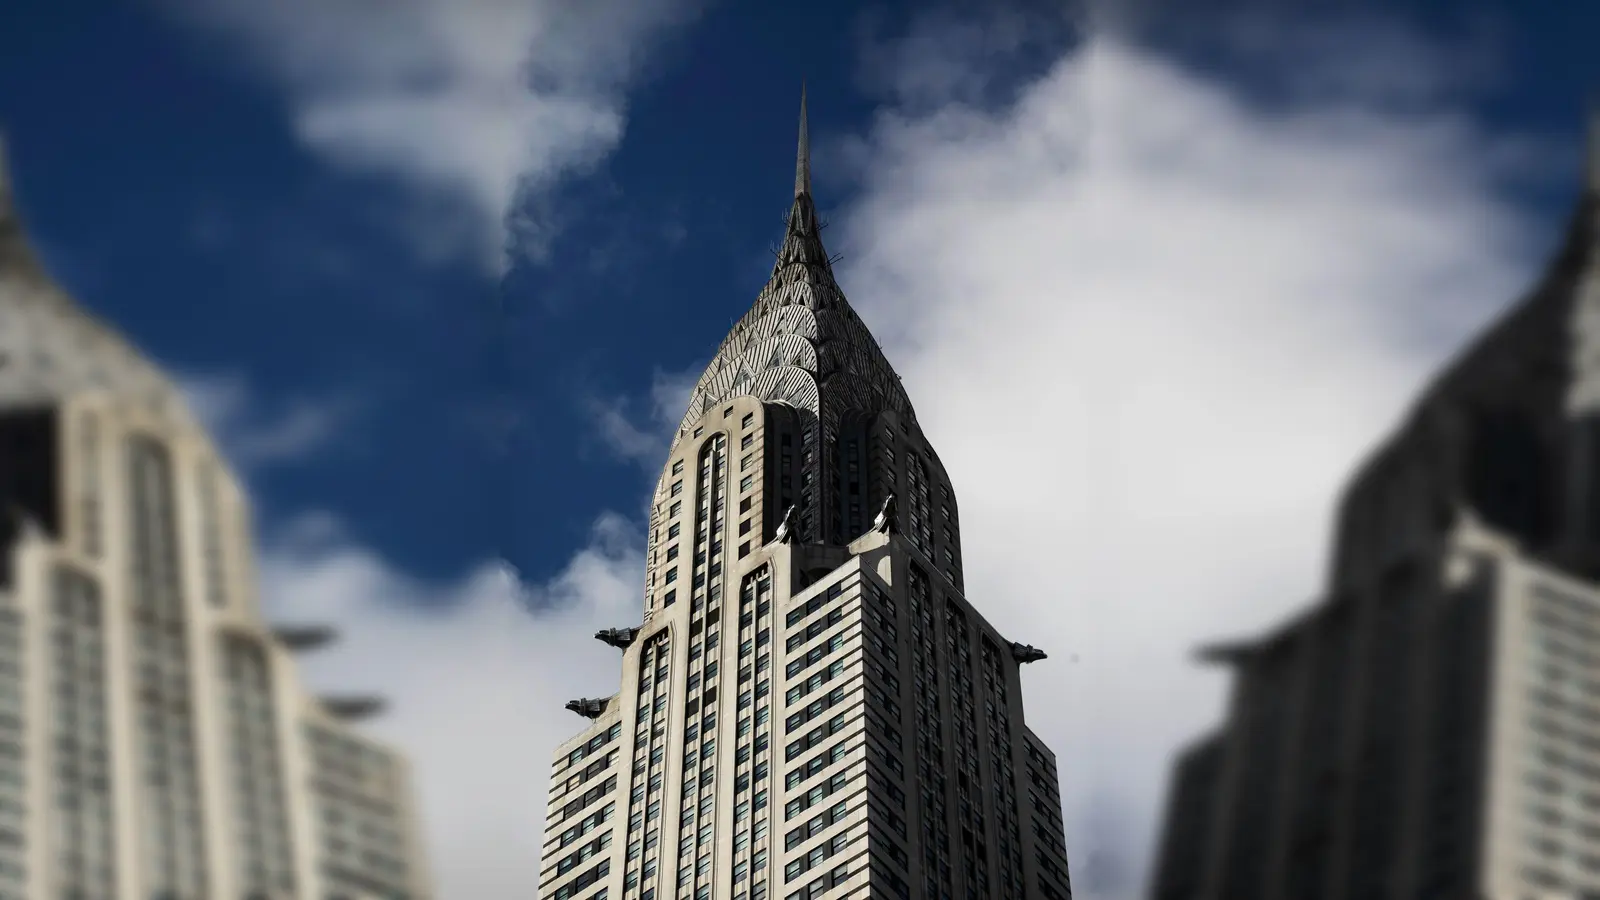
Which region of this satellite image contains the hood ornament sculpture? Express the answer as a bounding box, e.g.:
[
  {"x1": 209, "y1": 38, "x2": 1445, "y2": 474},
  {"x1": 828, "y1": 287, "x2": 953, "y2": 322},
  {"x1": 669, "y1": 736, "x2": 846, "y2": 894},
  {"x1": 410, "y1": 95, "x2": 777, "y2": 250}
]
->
[
  {"x1": 871, "y1": 494, "x2": 898, "y2": 535},
  {"x1": 1010, "y1": 643, "x2": 1047, "y2": 664},
  {"x1": 773, "y1": 505, "x2": 799, "y2": 545},
  {"x1": 566, "y1": 698, "x2": 608, "y2": 719},
  {"x1": 595, "y1": 627, "x2": 640, "y2": 650}
]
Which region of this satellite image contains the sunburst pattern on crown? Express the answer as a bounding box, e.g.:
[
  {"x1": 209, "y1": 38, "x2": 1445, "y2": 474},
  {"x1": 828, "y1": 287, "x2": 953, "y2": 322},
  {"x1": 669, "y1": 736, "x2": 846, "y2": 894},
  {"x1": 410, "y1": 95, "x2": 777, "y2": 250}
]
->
[{"x1": 654, "y1": 91, "x2": 916, "y2": 546}]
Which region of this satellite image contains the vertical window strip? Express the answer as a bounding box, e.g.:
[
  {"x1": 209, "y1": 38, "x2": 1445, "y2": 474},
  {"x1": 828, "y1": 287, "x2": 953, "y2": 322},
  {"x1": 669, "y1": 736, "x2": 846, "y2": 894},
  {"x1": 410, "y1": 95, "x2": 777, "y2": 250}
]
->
[
  {"x1": 908, "y1": 453, "x2": 932, "y2": 557},
  {"x1": 944, "y1": 601, "x2": 990, "y2": 894},
  {"x1": 733, "y1": 566, "x2": 774, "y2": 895},
  {"x1": 981, "y1": 641, "x2": 1024, "y2": 897},
  {"x1": 682, "y1": 434, "x2": 726, "y2": 894},
  {"x1": 77, "y1": 413, "x2": 102, "y2": 558},
  {"x1": 799, "y1": 423, "x2": 816, "y2": 541},
  {"x1": 0, "y1": 609, "x2": 23, "y2": 897},
  {"x1": 909, "y1": 565, "x2": 950, "y2": 895},
  {"x1": 198, "y1": 465, "x2": 228, "y2": 609},
  {"x1": 50, "y1": 568, "x2": 115, "y2": 900},
  {"x1": 126, "y1": 436, "x2": 209, "y2": 899},
  {"x1": 629, "y1": 633, "x2": 672, "y2": 898},
  {"x1": 223, "y1": 636, "x2": 295, "y2": 895}
]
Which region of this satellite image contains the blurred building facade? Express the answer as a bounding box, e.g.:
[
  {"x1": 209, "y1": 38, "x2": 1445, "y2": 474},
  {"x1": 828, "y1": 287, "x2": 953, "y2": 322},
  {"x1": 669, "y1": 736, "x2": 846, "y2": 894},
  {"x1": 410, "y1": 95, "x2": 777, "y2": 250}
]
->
[
  {"x1": 538, "y1": 96, "x2": 1074, "y2": 900},
  {"x1": 0, "y1": 142, "x2": 431, "y2": 900},
  {"x1": 1150, "y1": 120, "x2": 1600, "y2": 900}
]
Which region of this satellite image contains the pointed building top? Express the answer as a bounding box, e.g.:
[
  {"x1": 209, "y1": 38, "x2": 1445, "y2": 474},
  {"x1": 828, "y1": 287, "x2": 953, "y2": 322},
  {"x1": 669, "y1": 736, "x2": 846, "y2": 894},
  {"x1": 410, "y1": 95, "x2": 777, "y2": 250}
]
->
[
  {"x1": 0, "y1": 132, "x2": 44, "y2": 281},
  {"x1": 0, "y1": 130, "x2": 193, "y2": 418},
  {"x1": 0, "y1": 132, "x2": 10, "y2": 208},
  {"x1": 795, "y1": 82, "x2": 811, "y2": 198},
  {"x1": 1588, "y1": 98, "x2": 1600, "y2": 195}
]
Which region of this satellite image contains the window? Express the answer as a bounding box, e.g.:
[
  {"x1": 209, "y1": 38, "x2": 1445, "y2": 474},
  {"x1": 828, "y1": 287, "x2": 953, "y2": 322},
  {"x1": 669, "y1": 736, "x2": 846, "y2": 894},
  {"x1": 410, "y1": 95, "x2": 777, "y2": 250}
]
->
[
  {"x1": 667, "y1": 545, "x2": 680, "y2": 560},
  {"x1": 740, "y1": 519, "x2": 752, "y2": 535},
  {"x1": 742, "y1": 413, "x2": 755, "y2": 429},
  {"x1": 742, "y1": 434, "x2": 755, "y2": 450},
  {"x1": 666, "y1": 570, "x2": 678, "y2": 584},
  {"x1": 670, "y1": 502, "x2": 682, "y2": 517},
  {"x1": 740, "y1": 476, "x2": 754, "y2": 492},
  {"x1": 671, "y1": 480, "x2": 684, "y2": 497},
  {"x1": 673, "y1": 460, "x2": 685, "y2": 475},
  {"x1": 663, "y1": 590, "x2": 677, "y2": 607},
  {"x1": 669, "y1": 522, "x2": 681, "y2": 539}
]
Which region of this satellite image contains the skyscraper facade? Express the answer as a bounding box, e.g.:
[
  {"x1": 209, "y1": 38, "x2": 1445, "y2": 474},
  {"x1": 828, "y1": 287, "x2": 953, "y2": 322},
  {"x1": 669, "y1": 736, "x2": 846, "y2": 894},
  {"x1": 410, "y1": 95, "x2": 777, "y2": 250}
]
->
[
  {"x1": 1149, "y1": 119, "x2": 1600, "y2": 900},
  {"x1": 0, "y1": 143, "x2": 432, "y2": 900},
  {"x1": 539, "y1": 97, "x2": 1073, "y2": 900}
]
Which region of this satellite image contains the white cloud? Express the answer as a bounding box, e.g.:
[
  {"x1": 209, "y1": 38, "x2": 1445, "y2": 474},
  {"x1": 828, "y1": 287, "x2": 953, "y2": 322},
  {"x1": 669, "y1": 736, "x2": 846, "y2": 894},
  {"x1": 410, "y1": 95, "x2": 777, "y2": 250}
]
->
[
  {"x1": 194, "y1": 11, "x2": 1555, "y2": 900},
  {"x1": 181, "y1": 373, "x2": 353, "y2": 468},
  {"x1": 834, "y1": 26, "x2": 1542, "y2": 900},
  {"x1": 158, "y1": 0, "x2": 698, "y2": 273},
  {"x1": 259, "y1": 512, "x2": 642, "y2": 900},
  {"x1": 587, "y1": 365, "x2": 701, "y2": 467}
]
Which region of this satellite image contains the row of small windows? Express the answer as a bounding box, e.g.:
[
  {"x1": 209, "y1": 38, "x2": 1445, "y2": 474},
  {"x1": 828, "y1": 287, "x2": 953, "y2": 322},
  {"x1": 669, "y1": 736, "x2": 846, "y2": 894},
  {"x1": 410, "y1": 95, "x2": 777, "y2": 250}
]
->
[
  {"x1": 784, "y1": 799, "x2": 850, "y2": 852},
  {"x1": 787, "y1": 686, "x2": 849, "y2": 733},
  {"x1": 787, "y1": 660, "x2": 848, "y2": 707},
  {"x1": 789, "y1": 771, "x2": 856, "y2": 830},
  {"x1": 785, "y1": 861, "x2": 850, "y2": 900},
  {"x1": 552, "y1": 831, "x2": 612, "y2": 879},
  {"x1": 552, "y1": 751, "x2": 617, "y2": 806},
  {"x1": 785, "y1": 741, "x2": 853, "y2": 791},
  {"x1": 555, "y1": 776, "x2": 618, "y2": 824},
  {"x1": 784, "y1": 831, "x2": 850, "y2": 883},
  {"x1": 785, "y1": 581, "x2": 852, "y2": 630},
  {"x1": 786, "y1": 634, "x2": 850, "y2": 680},
  {"x1": 563, "y1": 723, "x2": 624, "y2": 771},
  {"x1": 551, "y1": 858, "x2": 610, "y2": 900},
  {"x1": 554, "y1": 803, "x2": 614, "y2": 850}
]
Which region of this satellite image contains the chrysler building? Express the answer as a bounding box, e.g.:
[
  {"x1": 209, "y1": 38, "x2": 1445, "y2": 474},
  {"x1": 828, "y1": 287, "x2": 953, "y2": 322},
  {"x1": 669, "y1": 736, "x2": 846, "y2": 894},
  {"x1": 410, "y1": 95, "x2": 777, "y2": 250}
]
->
[
  {"x1": 0, "y1": 140, "x2": 432, "y2": 899},
  {"x1": 539, "y1": 95, "x2": 1074, "y2": 900}
]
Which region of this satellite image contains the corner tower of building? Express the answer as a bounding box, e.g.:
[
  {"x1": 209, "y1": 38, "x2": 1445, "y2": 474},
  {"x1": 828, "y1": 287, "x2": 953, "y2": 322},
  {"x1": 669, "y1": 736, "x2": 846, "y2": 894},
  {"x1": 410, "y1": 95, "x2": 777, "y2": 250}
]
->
[
  {"x1": 1149, "y1": 112, "x2": 1600, "y2": 900},
  {"x1": 0, "y1": 137, "x2": 433, "y2": 900},
  {"x1": 542, "y1": 94, "x2": 1072, "y2": 900},
  {"x1": 1326, "y1": 109, "x2": 1600, "y2": 592}
]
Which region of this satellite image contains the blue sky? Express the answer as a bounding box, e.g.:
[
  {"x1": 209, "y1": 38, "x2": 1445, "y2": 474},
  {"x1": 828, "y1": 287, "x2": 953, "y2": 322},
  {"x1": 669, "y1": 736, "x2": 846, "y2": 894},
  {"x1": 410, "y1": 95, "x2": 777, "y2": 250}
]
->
[
  {"x1": 2, "y1": 1, "x2": 1598, "y2": 898},
  {"x1": 0, "y1": 1, "x2": 1587, "y2": 584},
  {"x1": 0, "y1": 0, "x2": 1066, "y2": 584}
]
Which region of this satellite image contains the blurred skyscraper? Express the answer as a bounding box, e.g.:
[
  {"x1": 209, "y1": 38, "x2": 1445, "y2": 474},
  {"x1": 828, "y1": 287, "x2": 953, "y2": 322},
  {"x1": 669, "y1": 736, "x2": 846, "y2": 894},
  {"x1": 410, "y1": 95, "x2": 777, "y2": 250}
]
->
[
  {"x1": 1150, "y1": 118, "x2": 1600, "y2": 900},
  {"x1": 538, "y1": 95, "x2": 1074, "y2": 900},
  {"x1": 0, "y1": 142, "x2": 431, "y2": 900}
]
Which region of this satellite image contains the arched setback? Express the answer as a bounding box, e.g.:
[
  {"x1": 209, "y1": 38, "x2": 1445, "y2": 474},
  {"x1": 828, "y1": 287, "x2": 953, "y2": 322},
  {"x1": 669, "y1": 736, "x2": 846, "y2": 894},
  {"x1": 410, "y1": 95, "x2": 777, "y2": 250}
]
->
[{"x1": 646, "y1": 396, "x2": 772, "y2": 621}]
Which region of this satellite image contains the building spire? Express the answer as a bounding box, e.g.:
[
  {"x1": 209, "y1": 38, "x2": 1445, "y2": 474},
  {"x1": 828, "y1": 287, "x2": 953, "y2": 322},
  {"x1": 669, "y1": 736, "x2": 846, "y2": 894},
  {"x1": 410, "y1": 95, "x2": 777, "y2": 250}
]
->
[
  {"x1": 0, "y1": 132, "x2": 44, "y2": 281},
  {"x1": 0, "y1": 131, "x2": 16, "y2": 227},
  {"x1": 795, "y1": 82, "x2": 811, "y2": 198},
  {"x1": 1588, "y1": 97, "x2": 1600, "y2": 195},
  {"x1": 0, "y1": 131, "x2": 10, "y2": 208}
]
